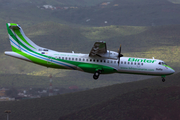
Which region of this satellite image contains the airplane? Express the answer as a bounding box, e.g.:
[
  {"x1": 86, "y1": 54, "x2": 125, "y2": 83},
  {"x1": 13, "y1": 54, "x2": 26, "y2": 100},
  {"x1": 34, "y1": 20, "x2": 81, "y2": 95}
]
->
[{"x1": 4, "y1": 23, "x2": 175, "y2": 82}]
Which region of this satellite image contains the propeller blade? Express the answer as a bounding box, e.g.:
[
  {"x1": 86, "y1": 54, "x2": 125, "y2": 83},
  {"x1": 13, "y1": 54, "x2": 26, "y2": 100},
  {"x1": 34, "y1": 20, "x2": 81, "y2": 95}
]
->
[
  {"x1": 118, "y1": 44, "x2": 123, "y2": 66},
  {"x1": 118, "y1": 57, "x2": 120, "y2": 66}
]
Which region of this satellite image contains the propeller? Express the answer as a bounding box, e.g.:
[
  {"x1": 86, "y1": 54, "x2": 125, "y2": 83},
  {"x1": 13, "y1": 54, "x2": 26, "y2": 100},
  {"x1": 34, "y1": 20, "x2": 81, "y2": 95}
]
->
[{"x1": 118, "y1": 45, "x2": 123, "y2": 66}]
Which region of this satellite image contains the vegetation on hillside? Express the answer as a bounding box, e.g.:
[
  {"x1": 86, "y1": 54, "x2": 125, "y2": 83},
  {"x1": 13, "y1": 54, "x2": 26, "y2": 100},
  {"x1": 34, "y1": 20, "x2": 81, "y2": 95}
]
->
[
  {"x1": 52, "y1": 0, "x2": 180, "y2": 26},
  {"x1": 0, "y1": 72, "x2": 151, "y2": 89},
  {"x1": 0, "y1": 0, "x2": 113, "y2": 7},
  {"x1": 168, "y1": 0, "x2": 180, "y2": 4}
]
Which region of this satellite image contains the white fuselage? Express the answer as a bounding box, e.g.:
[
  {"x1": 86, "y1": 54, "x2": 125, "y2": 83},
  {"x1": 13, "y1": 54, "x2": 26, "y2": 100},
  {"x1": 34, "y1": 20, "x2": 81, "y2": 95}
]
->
[{"x1": 33, "y1": 51, "x2": 175, "y2": 76}]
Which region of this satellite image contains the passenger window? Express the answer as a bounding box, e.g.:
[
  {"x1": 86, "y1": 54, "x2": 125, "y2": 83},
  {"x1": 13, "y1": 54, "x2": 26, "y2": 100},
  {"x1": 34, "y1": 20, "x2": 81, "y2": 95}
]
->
[
  {"x1": 111, "y1": 61, "x2": 113, "y2": 63},
  {"x1": 104, "y1": 60, "x2": 106, "y2": 63},
  {"x1": 72, "y1": 58, "x2": 74, "y2": 60},
  {"x1": 83, "y1": 59, "x2": 85, "y2": 61},
  {"x1": 75, "y1": 58, "x2": 78, "y2": 61},
  {"x1": 65, "y1": 57, "x2": 67, "y2": 60},
  {"x1": 141, "y1": 63, "x2": 143, "y2": 65},
  {"x1": 121, "y1": 61, "x2": 123, "y2": 64},
  {"x1": 97, "y1": 60, "x2": 99, "y2": 62},
  {"x1": 86, "y1": 59, "x2": 88, "y2": 61},
  {"x1": 107, "y1": 60, "x2": 109, "y2": 63},
  {"x1": 79, "y1": 58, "x2": 81, "y2": 61},
  {"x1": 134, "y1": 62, "x2": 136, "y2": 65},
  {"x1": 124, "y1": 62, "x2": 126, "y2": 64},
  {"x1": 59, "y1": 57, "x2": 61, "y2": 59},
  {"x1": 62, "y1": 57, "x2": 64, "y2": 60},
  {"x1": 100, "y1": 60, "x2": 102, "y2": 62},
  {"x1": 138, "y1": 63, "x2": 140, "y2": 65},
  {"x1": 128, "y1": 62, "x2": 130, "y2": 65},
  {"x1": 131, "y1": 62, "x2": 133, "y2": 65},
  {"x1": 69, "y1": 58, "x2": 71, "y2": 60},
  {"x1": 114, "y1": 61, "x2": 116, "y2": 64},
  {"x1": 93, "y1": 59, "x2": 95, "y2": 62}
]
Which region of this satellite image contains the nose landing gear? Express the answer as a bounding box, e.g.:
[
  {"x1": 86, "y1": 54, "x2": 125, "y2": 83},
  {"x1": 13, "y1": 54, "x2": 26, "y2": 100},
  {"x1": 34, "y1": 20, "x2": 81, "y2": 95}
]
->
[
  {"x1": 161, "y1": 75, "x2": 166, "y2": 82},
  {"x1": 162, "y1": 77, "x2": 165, "y2": 82}
]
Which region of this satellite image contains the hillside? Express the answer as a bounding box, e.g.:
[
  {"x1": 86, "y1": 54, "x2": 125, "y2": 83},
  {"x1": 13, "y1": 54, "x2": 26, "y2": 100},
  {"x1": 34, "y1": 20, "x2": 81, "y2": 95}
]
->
[
  {"x1": 1, "y1": 0, "x2": 180, "y2": 27},
  {"x1": 0, "y1": 73, "x2": 149, "y2": 89},
  {"x1": 0, "y1": 72, "x2": 179, "y2": 120},
  {"x1": 0, "y1": 0, "x2": 112, "y2": 7},
  {"x1": 60, "y1": 85, "x2": 180, "y2": 120},
  {"x1": 53, "y1": 0, "x2": 180, "y2": 26},
  {"x1": 59, "y1": 72, "x2": 180, "y2": 120}
]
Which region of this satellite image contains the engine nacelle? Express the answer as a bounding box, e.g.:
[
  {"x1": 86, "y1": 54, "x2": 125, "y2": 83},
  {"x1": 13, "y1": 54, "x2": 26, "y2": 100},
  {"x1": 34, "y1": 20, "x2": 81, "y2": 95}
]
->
[{"x1": 98, "y1": 50, "x2": 118, "y2": 59}]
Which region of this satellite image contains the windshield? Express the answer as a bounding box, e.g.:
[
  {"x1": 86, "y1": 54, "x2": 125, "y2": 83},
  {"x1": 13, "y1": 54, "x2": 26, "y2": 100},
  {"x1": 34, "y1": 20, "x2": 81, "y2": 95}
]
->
[{"x1": 159, "y1": 62, "x2": 167, "y2": 65}]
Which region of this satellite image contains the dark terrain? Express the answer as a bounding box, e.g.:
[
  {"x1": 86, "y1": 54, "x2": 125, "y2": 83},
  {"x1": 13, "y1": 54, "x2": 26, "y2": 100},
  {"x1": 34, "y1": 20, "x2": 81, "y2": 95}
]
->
[
  {"x1": 59, "y1": 72, "x2": 180, "y2": 120},
  {"x1": 0, "y1": 72, "x2": 179, "y2": 120}
]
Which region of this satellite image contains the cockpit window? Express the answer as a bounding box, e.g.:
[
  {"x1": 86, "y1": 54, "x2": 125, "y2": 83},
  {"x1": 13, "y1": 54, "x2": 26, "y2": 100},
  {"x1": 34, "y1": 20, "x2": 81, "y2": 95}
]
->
[
  {"x1": 162, "y1": 62, "x2": 167, "y2": 65},
  {"x1": 159, "y1": 62, "x2": 167, "y2": 65}
]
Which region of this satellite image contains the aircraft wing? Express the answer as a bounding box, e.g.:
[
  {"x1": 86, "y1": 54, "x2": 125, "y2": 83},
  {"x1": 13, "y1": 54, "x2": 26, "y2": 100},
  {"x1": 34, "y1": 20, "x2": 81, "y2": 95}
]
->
[{"x1": 89, "y1": 41, "x2": 107, "y2": 57}]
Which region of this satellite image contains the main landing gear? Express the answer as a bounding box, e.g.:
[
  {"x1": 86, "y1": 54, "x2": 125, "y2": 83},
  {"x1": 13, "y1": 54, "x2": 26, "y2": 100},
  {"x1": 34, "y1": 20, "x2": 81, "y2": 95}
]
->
[{"x1": 93, "y1": 70, "x2": 102, "y2": 80}]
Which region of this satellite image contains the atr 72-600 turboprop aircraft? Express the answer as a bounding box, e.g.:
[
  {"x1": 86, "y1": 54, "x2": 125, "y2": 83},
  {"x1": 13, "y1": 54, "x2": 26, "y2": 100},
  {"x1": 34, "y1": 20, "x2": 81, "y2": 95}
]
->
[{"x1": 4, "y1": 23, "x2": 175, "y2": 82}]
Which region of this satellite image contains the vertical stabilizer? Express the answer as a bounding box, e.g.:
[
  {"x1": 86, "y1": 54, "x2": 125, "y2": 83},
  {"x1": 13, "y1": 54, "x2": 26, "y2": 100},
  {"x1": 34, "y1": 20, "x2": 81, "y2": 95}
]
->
[{"x1": 6, "y1": 23, "x2": 40, "y2": 52}]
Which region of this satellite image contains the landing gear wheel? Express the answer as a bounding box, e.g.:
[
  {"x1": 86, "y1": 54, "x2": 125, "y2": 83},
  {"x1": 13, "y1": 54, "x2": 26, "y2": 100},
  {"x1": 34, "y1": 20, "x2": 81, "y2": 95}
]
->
[
  {"x1": 93, "y1": 75, "x2": 99, "y2": 80},
  {"x1": 93, "y1": 71, "x2": 101, "y2": 80},
  {"x1": 162, "y1": 78, "x2": 165, "y2": 82},
  {"x1": 94, "y1": 71, "x2": 99, "y2": 76}
]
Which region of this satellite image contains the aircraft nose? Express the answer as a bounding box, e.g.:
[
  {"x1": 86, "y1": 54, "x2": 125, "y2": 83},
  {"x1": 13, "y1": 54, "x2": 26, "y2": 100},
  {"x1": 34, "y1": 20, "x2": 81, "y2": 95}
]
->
[{"x1": 170, "y1": 69, "x2": 175, "y2": 74}]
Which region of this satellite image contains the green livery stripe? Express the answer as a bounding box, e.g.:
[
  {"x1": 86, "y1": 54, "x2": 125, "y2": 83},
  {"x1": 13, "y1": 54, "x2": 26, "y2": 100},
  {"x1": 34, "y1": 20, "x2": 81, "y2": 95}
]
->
[
  {"x1": 11, "y1": 46, "x2": 67, "y2": 69},
  {"x1": 11, "y1": 37, "x2": 78, "y2": 69},
  {"x1": 162, "y1": 65, "x2": 174, "y2": 70},
  {"x1": 13, "y1": 28, "x2": 35, "y2": 49},
  {"x1": 11, "y1": 45, "x2": 21, "y2": 52}
]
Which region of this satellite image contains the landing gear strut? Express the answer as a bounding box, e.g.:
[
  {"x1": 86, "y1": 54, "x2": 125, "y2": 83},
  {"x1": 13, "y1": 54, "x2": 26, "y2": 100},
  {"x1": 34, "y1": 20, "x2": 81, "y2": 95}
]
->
[
  {"x1": 93, "y1": 70, "x2": 102, "y2": 80},
  {"x1": 162, "y1": 77, "x2": 165, "y2": 82}
]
